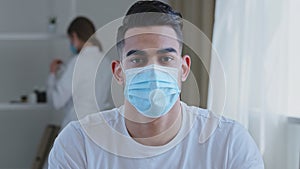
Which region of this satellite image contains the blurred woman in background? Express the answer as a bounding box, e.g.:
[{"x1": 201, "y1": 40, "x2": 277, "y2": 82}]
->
[{"x1": 47, "y1": 16, "x2": 114, "y2": 129}]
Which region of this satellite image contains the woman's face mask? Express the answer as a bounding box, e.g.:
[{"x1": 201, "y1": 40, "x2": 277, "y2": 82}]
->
[
  {"x1": 70, "y1": 43, "x2": 78, "y2": 55},
  {"x1": 123, "y1": 64, "x2": 181, "y2": 118}
]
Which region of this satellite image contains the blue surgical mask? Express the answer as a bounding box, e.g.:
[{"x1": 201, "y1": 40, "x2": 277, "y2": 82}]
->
[
  {"x1": 124, "y1": 64, "x2": 181, "y2": 118},
  {"x1": 70, "y1": 43, "x2": 78, "y2": 55}
]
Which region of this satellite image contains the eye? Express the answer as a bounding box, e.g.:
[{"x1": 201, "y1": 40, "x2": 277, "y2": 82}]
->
[
  {"x1": 130, "y1": 58, "x2": 144, "y2": 63},
  {"x1": 160, "y1": 56, "x2": 174, "y2": 62}
]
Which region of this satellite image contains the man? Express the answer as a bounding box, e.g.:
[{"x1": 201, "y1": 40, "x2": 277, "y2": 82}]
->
[{"x1": 48, "y1": 1, "x2": 264, "y2": 168}]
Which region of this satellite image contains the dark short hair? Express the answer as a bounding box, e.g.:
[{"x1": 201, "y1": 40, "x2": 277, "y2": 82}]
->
[
  {"x1": 67, "y1": 16, "x2": 103, "y2": 51},
  {"x1": 116, "y1": 0, "x2": 183, "y2": 57}
]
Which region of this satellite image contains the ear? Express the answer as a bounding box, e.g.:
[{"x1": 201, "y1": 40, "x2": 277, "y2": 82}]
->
[
  {"x1": 111, "y1": 60, "x2": 124, "y2": 85},
  {"x1": 181, "y1": 55, "x2": 191, "y2": 81}
]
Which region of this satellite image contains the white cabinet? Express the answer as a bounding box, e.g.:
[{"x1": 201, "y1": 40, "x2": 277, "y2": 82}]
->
[{"x1": 0, "y1": 104, "x2": 54, "y2": 169}]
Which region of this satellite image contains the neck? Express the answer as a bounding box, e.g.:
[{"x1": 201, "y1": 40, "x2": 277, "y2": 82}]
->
[{"x1": 124, "y1": 100, "x2": 182, "y2": 146}]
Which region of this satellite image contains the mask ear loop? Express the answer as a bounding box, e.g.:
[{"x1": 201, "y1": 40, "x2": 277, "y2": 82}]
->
[
  {"x1": 116, "y1": 61, "x2": 127, "y2": 120},
  {"x1": 179, "y1": 57, "x2": 185, "y2": 81},
  {"x1": 119, "y1": 59, "x2": 125, "y2": 73}
]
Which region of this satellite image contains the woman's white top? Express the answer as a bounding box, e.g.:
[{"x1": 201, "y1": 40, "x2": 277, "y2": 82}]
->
[{"x1": 47, "y1": 46, "x2": 114, "y2": 128}]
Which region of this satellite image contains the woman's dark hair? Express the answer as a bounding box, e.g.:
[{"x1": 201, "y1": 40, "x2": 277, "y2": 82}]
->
[
  {"x1": 67, "y1": 16, "x2": 103, "y2": 51},
  {"x1": 116, "y1": 0, "x2": 183, "y2": 57}
]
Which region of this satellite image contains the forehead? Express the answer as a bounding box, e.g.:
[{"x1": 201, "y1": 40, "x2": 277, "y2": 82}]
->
[{"x1": 123, "y1": 26, "x2": 180, "y2": 53}]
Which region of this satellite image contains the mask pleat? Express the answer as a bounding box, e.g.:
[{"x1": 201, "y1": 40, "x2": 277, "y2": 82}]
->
[{"x1": 124, "y1": 64, "x2": 181, "y2": 118}]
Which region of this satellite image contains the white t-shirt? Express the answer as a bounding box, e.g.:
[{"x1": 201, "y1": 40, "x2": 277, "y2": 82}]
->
[
  {"x1": 47, "y1": 46, "x2": 114, "y2": 128},
  {"x1": 48, "y1": 102, "x2": 264, "y2": 169}
]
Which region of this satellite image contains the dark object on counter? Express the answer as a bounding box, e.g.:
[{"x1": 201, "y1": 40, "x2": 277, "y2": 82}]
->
[
  {"x1": 10, "y1": 100, "x2": 21, "y2": 103},
  {"x1": 34, "y1": 90, "x2": 47, "y2": 103},
  {"x1": 21, "y1": 95, "x2": 27, "y2": 102}
]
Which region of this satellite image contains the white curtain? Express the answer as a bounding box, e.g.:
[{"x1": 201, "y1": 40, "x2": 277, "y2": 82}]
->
[{"x1": 210, "y1": 0, "x2": 300, "y2": 169}]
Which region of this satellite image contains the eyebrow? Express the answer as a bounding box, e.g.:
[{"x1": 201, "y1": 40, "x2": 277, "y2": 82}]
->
[
  {"x1": 126, "y1": 50, "x2": 147, "y2": 57},
  {"x1": 156, "y1": 48, "x2": 177, "y2": 54},
  {"x1": 126, "y1": 48, "x2": 177, "y2": 57}
]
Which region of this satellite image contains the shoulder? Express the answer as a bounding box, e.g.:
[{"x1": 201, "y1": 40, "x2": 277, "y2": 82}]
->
[
  {"x1": 79, "y1": 46, "x2": 102, "y2": 56},
  {"x1": 182, "y1": 102, "x2": 244, "y2": 146},
  {"x1": 48, "y1": 108, "x2": 121, "y2": 167},
  {"x1": 48, "y1": 121, "x2": 86, "y2": 167},
  {"x1": 183, "y1": 102, "x2": 240, "y2": 128},
  {"x1": 183, "y1": 102, "x2": 237, "y2": 131},
  {"x1": 188, "y1": 104, "x2": 257, "y2": 144},
  {"x1": 185, "y1": 104, "x2": 264, "y2": 168},
  {"x1": 183, "y1": 103, "x2": 264, "y2": 168},
  {"x1": 53, "y1": 108, "x2": 120, "y2": 144},
  {"x1": 79, "y1": 107, "x2": 121, "y2": 127}
]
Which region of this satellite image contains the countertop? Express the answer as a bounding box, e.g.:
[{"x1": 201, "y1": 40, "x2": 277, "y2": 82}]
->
[{"x1": 0, "y1": 103, "x2": 52, "y2": 111}]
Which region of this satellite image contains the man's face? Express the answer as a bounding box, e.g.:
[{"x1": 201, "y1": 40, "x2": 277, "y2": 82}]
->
[
  {"x1": 111, "y1": 25, "x2": 190, "y2": 121},
  {"x1": 112, "y1": 25, "x2": 190, "y2": 89},
  {"x1": 121, "y1": 26, "x2": 182, "y2": 70}
]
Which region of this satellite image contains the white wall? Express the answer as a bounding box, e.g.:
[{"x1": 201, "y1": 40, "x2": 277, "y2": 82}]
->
[
  {"x1": 76, "y1": 0, "x2": 138, "y2": 29},
  {"x1": 0, "y1": 0, "x2": 49, "y2": 33},
  {"x1": 0, "y1": 0, "x2": 48, "y2": 102},
  {"x1": 0, "y1": 0, "x2": 71, "y2": 102},
  {"x1": 0, "y1": 0, "x2": 140, "y2": 102}
]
